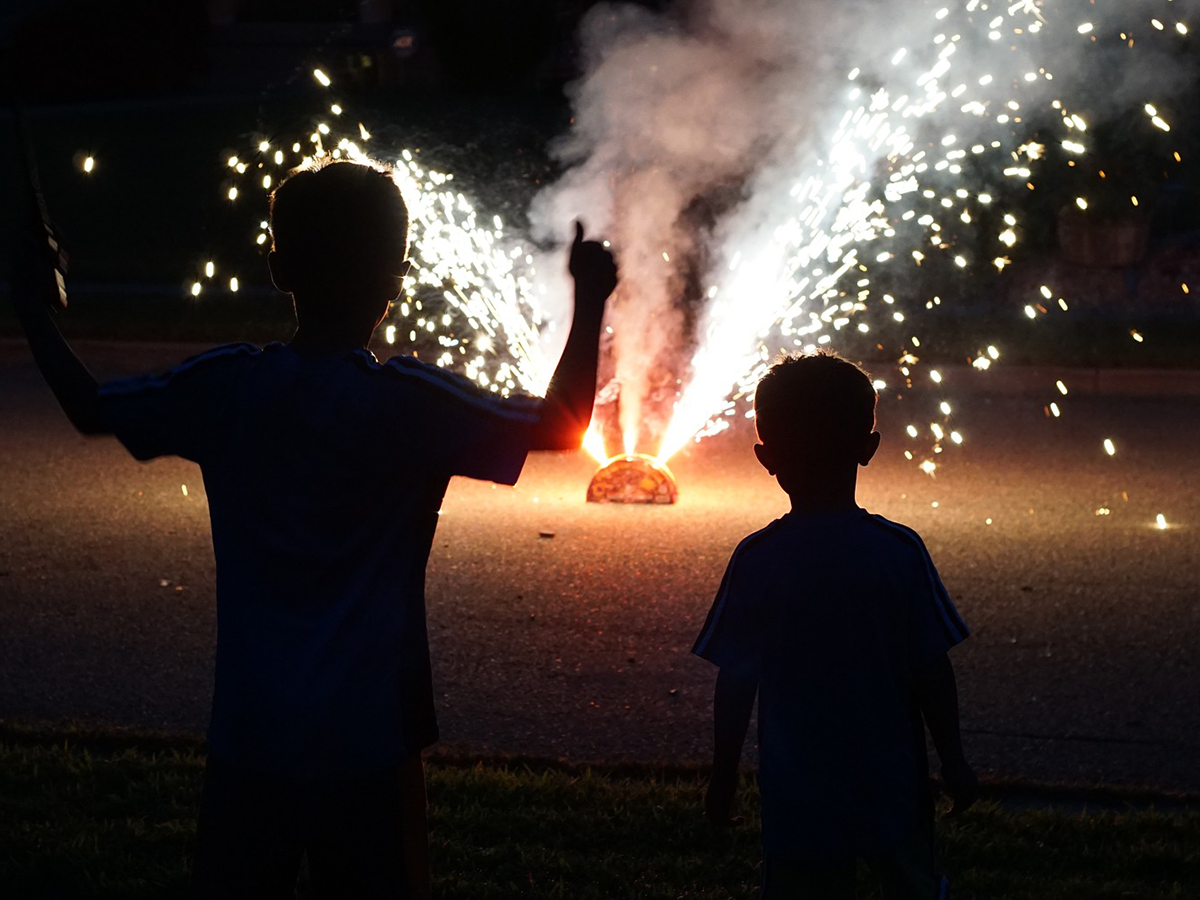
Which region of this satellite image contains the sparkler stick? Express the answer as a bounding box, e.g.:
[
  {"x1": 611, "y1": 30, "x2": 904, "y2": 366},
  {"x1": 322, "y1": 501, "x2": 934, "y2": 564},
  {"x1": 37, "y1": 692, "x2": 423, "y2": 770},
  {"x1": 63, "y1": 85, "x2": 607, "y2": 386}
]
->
[{"x1": 11, "y1": 104, "x2": 69, "y2": 310}]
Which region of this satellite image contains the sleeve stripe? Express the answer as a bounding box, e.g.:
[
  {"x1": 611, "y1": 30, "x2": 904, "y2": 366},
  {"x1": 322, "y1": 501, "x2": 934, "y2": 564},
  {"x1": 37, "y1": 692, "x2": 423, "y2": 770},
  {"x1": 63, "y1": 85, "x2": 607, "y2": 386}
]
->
[
  {"x1": 692, "y1": 520, "x2": 781, "y2": 658},
  {"x1": 867, "y1": 515, "x2": 970, "y2": 644},
  {"x1": 98, "y1": 343, "x2": 259, "y2": 397},
  {"x1": 354, "y1": 351, "x2": 541, "y2": 424}
]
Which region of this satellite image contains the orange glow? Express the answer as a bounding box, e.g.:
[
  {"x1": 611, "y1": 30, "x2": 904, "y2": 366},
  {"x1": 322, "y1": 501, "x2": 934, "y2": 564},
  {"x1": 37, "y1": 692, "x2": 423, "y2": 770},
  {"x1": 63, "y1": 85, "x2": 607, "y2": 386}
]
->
[{"x1": 582, "y1": 423, "x2": 610, "y2": 466}]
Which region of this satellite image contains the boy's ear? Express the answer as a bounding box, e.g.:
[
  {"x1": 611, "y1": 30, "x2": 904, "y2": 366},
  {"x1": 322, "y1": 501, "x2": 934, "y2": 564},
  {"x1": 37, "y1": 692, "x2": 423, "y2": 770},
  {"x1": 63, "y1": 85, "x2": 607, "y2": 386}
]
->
[
  {"x1": 753, "y1": 441, "x2": 776, "y2": 475},
  {"x1": 267, "y1": 251, "x2": 292, "y2": 294},
  {"x1": 859, "y1": 431, "x2": 882, "y2": 467}
]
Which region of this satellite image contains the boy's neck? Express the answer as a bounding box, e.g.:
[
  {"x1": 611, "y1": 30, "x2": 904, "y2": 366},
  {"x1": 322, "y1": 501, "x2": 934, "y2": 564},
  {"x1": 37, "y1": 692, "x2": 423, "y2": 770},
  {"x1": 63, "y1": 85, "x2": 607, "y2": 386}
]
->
[
  {"x1": 288, "y1": 323, "x2": 374, "y2": 357},
  {"x1": 784, "y1": 468, "x2": 861, "y2": 515}
]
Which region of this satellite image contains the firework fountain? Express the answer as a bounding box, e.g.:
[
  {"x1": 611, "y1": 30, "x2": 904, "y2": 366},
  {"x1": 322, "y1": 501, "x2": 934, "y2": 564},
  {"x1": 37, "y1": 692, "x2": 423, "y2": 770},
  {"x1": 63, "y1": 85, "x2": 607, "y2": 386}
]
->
[{"x1": 206, "y1": 0, "x2": 1192, "y2": 502}]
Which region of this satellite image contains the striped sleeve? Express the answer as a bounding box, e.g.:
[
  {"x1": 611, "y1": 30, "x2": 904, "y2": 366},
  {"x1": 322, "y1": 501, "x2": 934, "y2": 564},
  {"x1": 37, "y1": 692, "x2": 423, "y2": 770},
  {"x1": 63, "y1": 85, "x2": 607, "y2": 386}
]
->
[
  {"x1": 692, "y1": 523, "x2": 780, "y2": 676},
  {"x1": 868, "y1": 515, "x2": 969, "y2": 660},
  {"x1": 97, "y1": 343, "x2": 256, "y2": 462},
  {"x1": 368, "y1": 352, "x2": 540, "y2": 485}
]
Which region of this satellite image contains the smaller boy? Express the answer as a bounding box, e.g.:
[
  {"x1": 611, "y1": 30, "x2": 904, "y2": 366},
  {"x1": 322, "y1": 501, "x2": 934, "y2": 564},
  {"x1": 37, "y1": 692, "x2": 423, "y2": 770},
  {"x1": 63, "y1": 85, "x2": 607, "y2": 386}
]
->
[{"x1": 694, "y1": 351, "x2": 978, "y2": 899}]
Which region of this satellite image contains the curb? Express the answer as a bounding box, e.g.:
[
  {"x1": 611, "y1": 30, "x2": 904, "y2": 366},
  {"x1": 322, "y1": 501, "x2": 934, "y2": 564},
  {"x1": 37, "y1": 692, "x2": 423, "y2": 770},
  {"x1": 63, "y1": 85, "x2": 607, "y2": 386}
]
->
[{"x1": 3, "y1": 339, "x2": 1200, "y2": 399}]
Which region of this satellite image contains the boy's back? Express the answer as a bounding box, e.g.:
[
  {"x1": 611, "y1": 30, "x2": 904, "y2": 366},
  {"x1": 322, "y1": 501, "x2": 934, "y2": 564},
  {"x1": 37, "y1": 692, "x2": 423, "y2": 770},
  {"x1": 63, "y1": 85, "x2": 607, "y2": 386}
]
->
[
  {"x1": 695, "y1": 506, "x2": 967, "y2": 859},
  {"x1": 100, "y1": 341, "x2": 539, "y2": 777}
]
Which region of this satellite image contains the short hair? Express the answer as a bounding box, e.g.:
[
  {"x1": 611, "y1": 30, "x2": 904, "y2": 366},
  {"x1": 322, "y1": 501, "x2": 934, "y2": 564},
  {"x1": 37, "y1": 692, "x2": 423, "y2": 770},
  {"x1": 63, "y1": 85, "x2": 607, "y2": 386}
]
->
[
  {"x1": 269, "y1": 160, "x2": 409, "y2": 291},
  {"x1": 753, "y1": 351, "x2": 877, "y2": 455}
]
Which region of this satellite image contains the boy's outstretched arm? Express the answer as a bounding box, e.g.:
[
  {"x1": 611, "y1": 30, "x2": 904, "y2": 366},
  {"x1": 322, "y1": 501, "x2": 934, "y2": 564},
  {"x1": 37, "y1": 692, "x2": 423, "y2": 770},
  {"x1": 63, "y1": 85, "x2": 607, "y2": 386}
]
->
[
  {"x1": 706, "y1": 667, "x2": 757, "y2": 826},
  {"x1": 527, "y1": 222, "x2": 616, "y2": 451},
  {"x1": 915, "y1": 652, "x2": 979, "y2": 815},
  {"x1": 11, "y1": 144, "x2": 107, "y2": 436}
]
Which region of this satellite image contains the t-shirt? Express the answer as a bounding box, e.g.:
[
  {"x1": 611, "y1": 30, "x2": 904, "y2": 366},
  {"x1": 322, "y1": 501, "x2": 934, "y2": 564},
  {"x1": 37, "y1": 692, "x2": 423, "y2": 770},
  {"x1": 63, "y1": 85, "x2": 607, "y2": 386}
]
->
[
  {"x1": 692, "y1": 507, "x2": 969, "y2": 861},
  {"x1": 99, "y1": 342, "x2": 538, "y2": 778}
]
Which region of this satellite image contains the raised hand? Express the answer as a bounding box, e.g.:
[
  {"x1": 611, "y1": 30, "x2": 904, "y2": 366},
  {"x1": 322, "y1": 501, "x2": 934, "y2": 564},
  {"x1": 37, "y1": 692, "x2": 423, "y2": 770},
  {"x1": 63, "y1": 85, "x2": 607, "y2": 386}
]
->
[{"x1": 568, "y1": 220, "x2": 617, "y2": 315}]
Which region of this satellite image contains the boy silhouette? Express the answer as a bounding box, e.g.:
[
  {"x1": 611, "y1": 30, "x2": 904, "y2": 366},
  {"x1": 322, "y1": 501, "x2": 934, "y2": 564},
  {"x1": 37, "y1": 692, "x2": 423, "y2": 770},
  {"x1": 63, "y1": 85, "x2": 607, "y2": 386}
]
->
[
  {"x1": 13, "y1": 158, "x2": 617, "y2": 899},
  {"x1": 693, "y1": 352, "x2": 978, "y2": 899}
]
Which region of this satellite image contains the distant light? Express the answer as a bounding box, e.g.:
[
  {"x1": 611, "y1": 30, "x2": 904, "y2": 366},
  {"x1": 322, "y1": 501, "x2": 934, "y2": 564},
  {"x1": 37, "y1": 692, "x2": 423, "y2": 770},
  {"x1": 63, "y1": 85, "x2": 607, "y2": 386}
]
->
[
  {"x1": 229, "y1": 277, "x2": 239, "y2": 292},
  {"x1": 313, "y1": 68, "x2": 332, "y2": 87},
  {"x1": 205, "y1": 261, "x2": 215, "y2": 278},
  {"x1": 385, "y1": 325, "x2": 397, "y2": 345},
  {"x1": 191, "y1": 282, "x2": 202, "y2": 297},
  {"x1": 1155, "y1": 513, "x2": 1168, "y2": 530},
  {"x1": 227, "y1": 187, "x2": 238, "y2": 201},
  {"x1": 82, "y1": 155, "x2": 95, "y2": 173},
  {"x1": 1103, "y1": 438, "x2": 1116, "y2": 456}
]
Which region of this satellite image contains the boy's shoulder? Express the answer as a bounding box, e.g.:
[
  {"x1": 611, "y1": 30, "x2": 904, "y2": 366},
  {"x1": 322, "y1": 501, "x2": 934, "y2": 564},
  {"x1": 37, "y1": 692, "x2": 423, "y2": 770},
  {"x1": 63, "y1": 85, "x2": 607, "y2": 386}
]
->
[
  {"x1": 100, "y1": 341, "x2": 265, "y2": 397},
  {"x1": 731, "y1": 509, "x2": 933, "y2": 569}
]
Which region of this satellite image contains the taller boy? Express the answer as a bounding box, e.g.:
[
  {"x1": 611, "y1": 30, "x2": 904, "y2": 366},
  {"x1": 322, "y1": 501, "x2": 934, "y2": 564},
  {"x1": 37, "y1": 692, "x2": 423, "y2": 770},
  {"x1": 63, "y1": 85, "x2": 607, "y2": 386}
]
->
[{"x1": 14, "y1": 159, "x2": 617, "y2": 897}]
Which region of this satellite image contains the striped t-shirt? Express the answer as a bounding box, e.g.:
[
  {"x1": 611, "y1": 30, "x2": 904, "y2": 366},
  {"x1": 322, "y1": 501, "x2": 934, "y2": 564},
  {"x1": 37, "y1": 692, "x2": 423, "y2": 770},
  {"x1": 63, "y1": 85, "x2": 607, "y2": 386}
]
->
[
  {"x1": 100, "y1": 342, "x2": 539, "y2": 777},
  {"x1": 694, "y1": 507, "x2": 968, "y2": 860}
]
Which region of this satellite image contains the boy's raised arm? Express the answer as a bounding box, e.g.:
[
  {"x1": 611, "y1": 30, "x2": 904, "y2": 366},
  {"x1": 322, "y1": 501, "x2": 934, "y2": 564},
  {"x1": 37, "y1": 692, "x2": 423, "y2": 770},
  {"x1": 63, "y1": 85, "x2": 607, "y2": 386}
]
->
[
  {"x1": 527, "y1": 222, "x2": 616, "y2": 451},
  {"x1": 706, "y1": 666, "x2": 757, "y2": 826},
  {"x1": 11, "y1": 128, "x2": 107, "y2": 436}
]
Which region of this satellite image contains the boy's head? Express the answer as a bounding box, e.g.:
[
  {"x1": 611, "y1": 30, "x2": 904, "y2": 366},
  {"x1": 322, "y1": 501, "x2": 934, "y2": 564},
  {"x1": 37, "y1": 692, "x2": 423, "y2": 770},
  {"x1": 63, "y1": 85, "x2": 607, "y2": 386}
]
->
[
  {"x1": 753, "y1": 351, "x2": 880, "y2": 483},
  {"x1": 268, "y1": 159, "x2": 410, "y2": 330}
]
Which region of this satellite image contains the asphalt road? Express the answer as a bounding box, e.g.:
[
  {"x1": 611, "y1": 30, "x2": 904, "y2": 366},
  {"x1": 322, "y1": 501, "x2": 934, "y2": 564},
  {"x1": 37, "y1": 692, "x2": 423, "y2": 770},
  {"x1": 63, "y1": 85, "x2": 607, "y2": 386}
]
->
[{"x1": 1, "y1": 341, "x2": 1197, "y2": 794}]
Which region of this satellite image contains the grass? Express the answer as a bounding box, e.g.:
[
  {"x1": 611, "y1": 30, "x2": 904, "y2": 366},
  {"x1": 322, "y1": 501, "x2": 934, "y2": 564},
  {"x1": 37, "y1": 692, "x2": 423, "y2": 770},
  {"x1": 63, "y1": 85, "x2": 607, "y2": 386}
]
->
[{"x1": 0, "y1": 727, "x2": 1197, "y2": 899}]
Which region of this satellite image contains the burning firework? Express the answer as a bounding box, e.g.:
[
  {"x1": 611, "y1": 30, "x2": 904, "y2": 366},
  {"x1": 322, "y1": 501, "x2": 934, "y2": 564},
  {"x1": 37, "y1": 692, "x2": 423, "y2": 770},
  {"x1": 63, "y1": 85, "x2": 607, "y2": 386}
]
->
[
  {"x1": 204, "y1": 0, "x2": 1192, "y2": 495},
  {"x1": 536, "y1": 0, "x2": 1193, "y2": 472},
  {"x1": 585, "y1": 454, "x2": 679, "y2": 505}
]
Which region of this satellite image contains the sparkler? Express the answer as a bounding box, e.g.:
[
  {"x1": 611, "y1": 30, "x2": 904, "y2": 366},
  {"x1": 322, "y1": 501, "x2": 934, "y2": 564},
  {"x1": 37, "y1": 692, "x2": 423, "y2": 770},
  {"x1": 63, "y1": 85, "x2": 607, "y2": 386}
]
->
[{"x1": 204, "y1": 0, "x2": 1190, "y2": 504}]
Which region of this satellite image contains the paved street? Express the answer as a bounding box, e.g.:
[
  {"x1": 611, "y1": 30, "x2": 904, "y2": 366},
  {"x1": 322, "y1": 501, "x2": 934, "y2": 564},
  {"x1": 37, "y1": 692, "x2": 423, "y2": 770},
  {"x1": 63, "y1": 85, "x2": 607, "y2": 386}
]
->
[{"x1": 1, "y1": 340, "x2": 1197, "y2": 793}]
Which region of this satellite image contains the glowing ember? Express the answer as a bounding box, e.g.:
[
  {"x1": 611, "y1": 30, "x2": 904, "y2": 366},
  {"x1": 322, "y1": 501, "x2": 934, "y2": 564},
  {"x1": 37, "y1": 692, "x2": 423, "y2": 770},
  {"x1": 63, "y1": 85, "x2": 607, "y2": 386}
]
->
[{"x1": 586, "y1": 455, "x2": 678, "y2": 505}]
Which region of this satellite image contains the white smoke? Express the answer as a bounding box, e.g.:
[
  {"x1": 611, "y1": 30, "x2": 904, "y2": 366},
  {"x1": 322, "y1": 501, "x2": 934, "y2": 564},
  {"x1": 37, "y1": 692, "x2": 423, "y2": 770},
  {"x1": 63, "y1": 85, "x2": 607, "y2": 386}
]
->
[{"x1": 531, "y1": 0, "x2": 1193, "y2": 458}]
